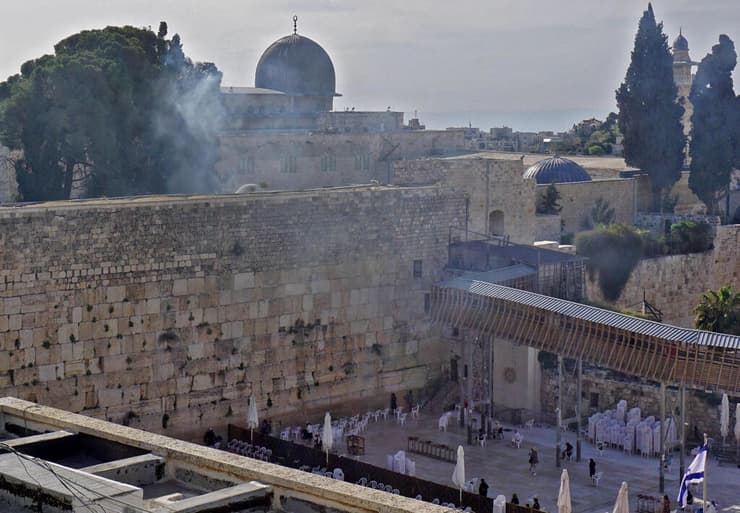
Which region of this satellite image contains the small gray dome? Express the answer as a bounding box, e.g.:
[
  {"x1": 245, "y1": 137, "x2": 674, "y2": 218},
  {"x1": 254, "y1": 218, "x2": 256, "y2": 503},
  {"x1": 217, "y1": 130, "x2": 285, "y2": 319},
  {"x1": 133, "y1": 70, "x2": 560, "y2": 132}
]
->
[
  {"x1": 524, "y1": 155, "x2": 592, "y2": 184},
  {"x1": 673, "y1": 33, "x2": 689, "y2": 51},
  {"x1": 255, "y1": 33, "x2": 336, "y2": 97}
]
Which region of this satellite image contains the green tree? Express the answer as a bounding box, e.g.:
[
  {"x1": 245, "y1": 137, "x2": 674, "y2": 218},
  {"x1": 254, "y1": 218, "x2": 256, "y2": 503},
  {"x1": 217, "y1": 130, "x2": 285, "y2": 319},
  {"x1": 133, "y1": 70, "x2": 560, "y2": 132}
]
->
[
  {"x1": 689, "y1": 35, "x2": 737, "y2": 215},
  {"x1": 0, "y1": 24, "x2": 223, "y2": 201},
  {"x1": 616, "y1": 4, "x2": 685, "y2": 212},
  {"x1": 693, "y1": 286, "x2": 740, "y2": 335},
  {"x1": 536, "y1": 183, "x2": 562, "y2": 214},
  {"x1": 590, "y1": 197, "x2": 616, "y2": 226}
]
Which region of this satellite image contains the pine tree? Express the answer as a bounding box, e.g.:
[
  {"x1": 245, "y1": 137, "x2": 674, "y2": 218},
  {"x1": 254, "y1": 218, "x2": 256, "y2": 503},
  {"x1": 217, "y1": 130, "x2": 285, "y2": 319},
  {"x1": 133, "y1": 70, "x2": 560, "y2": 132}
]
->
[
  {"x1": 616, "y1": 4, "x2": 685, "y2": 212},
  {"x1": 689, "y1": 35, "x2": 737, "y2": 215}
]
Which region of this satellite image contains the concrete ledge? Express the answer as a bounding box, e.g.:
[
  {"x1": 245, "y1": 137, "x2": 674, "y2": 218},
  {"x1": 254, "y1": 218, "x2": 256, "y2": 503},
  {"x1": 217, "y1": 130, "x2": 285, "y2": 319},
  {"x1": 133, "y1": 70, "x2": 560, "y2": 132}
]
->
[
  {"x1": 159, "y1": 481, "x2": 271, "y2": 513},
  {"x1": 1, "y1": 430, "x2": 75, "y2": 448},
  {"x1": 81, "y1": 453, "x2": 165, "y2": 486}
]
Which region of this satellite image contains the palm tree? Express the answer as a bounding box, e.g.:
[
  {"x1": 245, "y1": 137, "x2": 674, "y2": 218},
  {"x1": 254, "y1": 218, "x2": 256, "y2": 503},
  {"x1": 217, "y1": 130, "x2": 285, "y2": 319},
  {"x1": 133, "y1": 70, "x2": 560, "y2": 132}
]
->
[{"x1": 693, "y1": 286, "x2": 740, "y2": 335}]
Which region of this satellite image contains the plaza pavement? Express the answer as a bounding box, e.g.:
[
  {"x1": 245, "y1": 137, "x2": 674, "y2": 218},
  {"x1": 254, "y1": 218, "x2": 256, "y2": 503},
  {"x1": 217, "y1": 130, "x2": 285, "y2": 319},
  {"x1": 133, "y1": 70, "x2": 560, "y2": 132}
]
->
[{"x1": 349, "y1": 412, "x2": 740, "y2": 513}]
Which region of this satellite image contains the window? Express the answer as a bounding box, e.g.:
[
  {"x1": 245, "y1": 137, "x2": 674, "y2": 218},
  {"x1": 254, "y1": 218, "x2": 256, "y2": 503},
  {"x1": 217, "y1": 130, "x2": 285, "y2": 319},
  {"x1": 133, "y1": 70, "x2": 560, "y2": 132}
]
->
[
  {"x1": 281, "y1": 156, "x2": 297, "y2": 174},
  {"x1": 452, "y1": 326, "x2": 459, "y2": 337},
  {"x1": 239, "y1": 157, "x2": 255, "y2": 175},
  {"x1": 590, "y1": 392, "x2": 599, "y2": 408},
  {"x1": 355, "y1": 155, "x2": 371, "y2": 171},
  {"x1": 424, "y1": 293, "x2": 431, "y2": 313},
  {"x1": 413, "y1": 259, "x2": 422, "y2": 278},
  {"x1": 321, "y1": 155, "x2": 336, "y2": 172},
  {"x1": 450, "y1": 358, "x2": 459, "y2": 382}
]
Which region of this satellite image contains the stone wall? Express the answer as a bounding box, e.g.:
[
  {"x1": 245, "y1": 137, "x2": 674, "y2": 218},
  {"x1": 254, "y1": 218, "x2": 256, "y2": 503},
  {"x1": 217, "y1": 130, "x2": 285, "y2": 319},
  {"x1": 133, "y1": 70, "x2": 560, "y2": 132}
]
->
[
  {"x1": 540, "y1": 367, "x2": 736, "y2": 443},
  {"x1": 585, "y1": 224, "x2": 740, "y2": 327},
  {"x1": 0, "y1": 186, "x2": 465, "y2": 439},
  {"x1": 217, "y1": 130, "x2": 464, "y2": 193},
  {"x1": 636, "y1": 172, "x2": 704, "y2": 215},
  {"x1": 636, "y1": 213, "x2": 721, "y2": 235},
  {"x1": 537, "y1": 178, "x2": 635, "y2": 235},
  {"x1": 393, "y1": 156, "x2": 556, "y2": 244},
  {"x1": 0, "y1": 145, "x2": 18, "y2": 203}
]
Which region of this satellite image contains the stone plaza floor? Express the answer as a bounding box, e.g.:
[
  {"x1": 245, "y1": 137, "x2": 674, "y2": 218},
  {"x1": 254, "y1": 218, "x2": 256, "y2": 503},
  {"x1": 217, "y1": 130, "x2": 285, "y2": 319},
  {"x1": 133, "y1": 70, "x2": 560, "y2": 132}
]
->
[{"x1": 348, "y1": 412, "x2": 740, "y2": 513}]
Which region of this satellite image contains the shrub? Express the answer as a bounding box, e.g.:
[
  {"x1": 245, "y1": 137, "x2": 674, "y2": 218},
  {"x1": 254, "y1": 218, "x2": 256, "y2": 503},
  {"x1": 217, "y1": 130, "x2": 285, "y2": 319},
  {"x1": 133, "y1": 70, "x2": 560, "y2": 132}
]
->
[
  {"x1": 536, "y1": 183, "x2": 562, "y2": 215},
  {"x1": 576, "y1": 224, "x2": 643, "y2": 301},
  {"x1": 560, "y1": 232, "x2": 574, "y2": 245},
  {"x1": 639, "y1": 230, "x2": 667, "y2": 258},
  {"x1": 667, "y1": 221, "x2": 713, "y2": 253},
  {"x1": 590, "y1": 197, "x2": 616, "y2": 226}
]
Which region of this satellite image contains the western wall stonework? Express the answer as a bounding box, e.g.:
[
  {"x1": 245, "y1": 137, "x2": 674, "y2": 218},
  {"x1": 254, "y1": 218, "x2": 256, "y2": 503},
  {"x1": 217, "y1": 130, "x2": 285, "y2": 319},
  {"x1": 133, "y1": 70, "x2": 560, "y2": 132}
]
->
[
  {"x1": 585, "y1": 224, "x2": 740, "y2": 328},
  {"x1": 0, "y1": 185, "x2": 465, "y2": 439}
]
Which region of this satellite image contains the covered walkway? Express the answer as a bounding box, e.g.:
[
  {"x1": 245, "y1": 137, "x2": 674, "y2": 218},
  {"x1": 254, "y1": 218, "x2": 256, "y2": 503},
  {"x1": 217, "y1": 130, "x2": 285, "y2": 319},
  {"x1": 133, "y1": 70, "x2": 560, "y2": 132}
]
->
[{"x1": 431, "y1": 281, "x2": 740, "y2": 394}]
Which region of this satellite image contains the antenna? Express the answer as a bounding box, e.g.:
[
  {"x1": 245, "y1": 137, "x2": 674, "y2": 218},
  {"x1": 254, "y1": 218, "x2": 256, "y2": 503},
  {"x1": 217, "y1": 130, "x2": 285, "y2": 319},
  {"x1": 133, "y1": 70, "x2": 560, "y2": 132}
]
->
[{"x1": 293, "y1": 15, "x2": 298, "y2": 35}]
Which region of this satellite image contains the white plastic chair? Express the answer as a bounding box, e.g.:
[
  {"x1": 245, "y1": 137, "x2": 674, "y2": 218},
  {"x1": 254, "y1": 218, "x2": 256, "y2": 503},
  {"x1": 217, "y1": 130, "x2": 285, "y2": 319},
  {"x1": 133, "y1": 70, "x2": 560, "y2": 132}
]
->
[
  {"x1": 592, "y1": 472, "x2": 603, "y2": 486},
  {"x1": 398, "y1": 413, "x2": 408, "y2": 425},
  {"x1": 411, "y1": 404, "x2": 421, "y2": 418}
]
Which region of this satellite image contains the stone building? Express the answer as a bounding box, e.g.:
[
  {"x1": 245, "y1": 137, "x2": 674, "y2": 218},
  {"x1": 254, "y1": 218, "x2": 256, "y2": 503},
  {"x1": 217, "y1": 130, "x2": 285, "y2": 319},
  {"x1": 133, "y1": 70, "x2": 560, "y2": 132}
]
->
[{"x1": 217, "y1": 19, "x2": 464, "y2": 192}]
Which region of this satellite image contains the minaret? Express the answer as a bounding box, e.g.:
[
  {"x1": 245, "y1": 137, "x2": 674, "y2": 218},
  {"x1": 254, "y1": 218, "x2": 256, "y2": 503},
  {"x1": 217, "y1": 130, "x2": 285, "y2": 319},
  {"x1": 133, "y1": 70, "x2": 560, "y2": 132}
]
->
[
  {"x1": 672, "y1": 29, "x2": 697, "y2": 138},
  {"x1": 672, "y1": 29, "x2": 695, "y2": 98}
]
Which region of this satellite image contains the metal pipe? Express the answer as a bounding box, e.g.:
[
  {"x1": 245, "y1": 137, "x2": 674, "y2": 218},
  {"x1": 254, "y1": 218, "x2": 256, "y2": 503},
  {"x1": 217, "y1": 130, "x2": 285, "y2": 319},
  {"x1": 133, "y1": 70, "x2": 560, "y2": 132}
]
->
[
  {"x1": 556, "y1": 354, "x2": 562, "y2": 468},
  {"x1": 576, "y1": 358, "x2": 582, "y2": 462},
  {"x1": 680, "y1": 385, "x2": 686, "y2": 477},
  {"x1": 659, "y1": 382, "x2": 666, "y2": 493}
]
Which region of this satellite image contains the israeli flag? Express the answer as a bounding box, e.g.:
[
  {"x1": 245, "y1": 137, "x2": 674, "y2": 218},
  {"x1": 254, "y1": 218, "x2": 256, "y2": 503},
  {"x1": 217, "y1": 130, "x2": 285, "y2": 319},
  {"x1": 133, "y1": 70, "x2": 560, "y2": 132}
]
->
[{"x1": 677, "y1": 444, "x2": 707, "y2": 507}]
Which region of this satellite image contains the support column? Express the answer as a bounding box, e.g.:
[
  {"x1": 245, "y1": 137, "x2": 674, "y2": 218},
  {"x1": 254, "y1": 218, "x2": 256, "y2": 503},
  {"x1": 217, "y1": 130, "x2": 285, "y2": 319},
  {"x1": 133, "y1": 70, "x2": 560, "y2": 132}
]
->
[
  {"x1": 680, "y1": 385, "x2": 686, "y2": 477},
  {"x1": 466, "y1": 337, "x2": 474, "y2": 426},
  {"x1": 556, "y1": 354, "x2": 562, "y2": 468},
  {"x1": 659, "y1": 382, "x2": 666, "y2": 494},
  {"x1": 459, "y1": 335, "x2": 465, "y2": 428},
  {"x1": 576, "y1": 358, "x2": 582, "y2": 462},
  {"x1": 488, "y1": 334, "x2": 494, "y2": 434}
]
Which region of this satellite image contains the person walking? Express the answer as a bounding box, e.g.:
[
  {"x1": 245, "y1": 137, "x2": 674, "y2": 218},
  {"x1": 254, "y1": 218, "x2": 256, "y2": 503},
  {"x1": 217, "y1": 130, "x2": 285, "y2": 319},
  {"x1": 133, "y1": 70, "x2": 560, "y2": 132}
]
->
[
  {"x1": 662, "y1": 495, "x2": 671, "y2": 513},
  {"x1": 589, "y1": 458, "x2": 596, "y2": 481},
  {"x1": 390, "y1": 393, "x2": 398, "y2": 413},
  {"x1": 528, "y1": 447, "x2": 538, "y2": 476},
  {"x1": 478, "y1": 478, "x2": 489, "y2": 497}
]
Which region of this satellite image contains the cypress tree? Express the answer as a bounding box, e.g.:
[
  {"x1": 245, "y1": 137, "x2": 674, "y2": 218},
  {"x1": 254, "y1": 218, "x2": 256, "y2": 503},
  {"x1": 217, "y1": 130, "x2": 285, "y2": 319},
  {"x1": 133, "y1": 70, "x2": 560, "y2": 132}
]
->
[
  {"x1": 616, "y1": 3, "x2": 685, "y2": 212},
  {"x1": 689, "y1": 35, "x2": 737, "y2": 216}
]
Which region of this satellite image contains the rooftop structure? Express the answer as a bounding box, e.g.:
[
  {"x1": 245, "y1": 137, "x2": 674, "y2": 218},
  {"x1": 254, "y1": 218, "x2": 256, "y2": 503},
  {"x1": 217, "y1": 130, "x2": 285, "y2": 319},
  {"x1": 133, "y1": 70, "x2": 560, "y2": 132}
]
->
[{"x1": 0, "y1": 397, "x2": 445, "y2": 513}]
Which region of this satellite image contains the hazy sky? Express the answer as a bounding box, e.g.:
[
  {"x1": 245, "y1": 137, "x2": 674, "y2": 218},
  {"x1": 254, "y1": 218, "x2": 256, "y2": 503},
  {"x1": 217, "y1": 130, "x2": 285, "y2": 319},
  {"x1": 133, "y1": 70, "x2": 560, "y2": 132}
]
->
[{"x1": 1, "y1": 0, "x2": 738, "y2": 131}]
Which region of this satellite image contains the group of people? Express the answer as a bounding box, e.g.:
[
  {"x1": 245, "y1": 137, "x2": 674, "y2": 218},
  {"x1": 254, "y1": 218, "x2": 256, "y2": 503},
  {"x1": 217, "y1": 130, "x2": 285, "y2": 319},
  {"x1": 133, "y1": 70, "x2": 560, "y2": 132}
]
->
[{"x1": 509, "y1": 493, "x2": 540, "y2": 511}]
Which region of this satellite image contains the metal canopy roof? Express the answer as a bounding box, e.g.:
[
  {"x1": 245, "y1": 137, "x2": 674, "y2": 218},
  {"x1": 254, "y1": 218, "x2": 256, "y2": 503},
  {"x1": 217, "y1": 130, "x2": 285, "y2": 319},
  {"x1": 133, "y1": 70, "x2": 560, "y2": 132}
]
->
[{"x1": 450, "y1": 279, "x2": 740, "y2": 350}]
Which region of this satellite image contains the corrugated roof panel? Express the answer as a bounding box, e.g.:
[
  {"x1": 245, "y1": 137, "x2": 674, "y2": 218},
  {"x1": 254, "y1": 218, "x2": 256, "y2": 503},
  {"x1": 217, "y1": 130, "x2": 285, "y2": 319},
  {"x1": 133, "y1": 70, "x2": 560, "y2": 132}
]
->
[{"x1": 433, "y1": 280, "x2": 740, "y2": 351}]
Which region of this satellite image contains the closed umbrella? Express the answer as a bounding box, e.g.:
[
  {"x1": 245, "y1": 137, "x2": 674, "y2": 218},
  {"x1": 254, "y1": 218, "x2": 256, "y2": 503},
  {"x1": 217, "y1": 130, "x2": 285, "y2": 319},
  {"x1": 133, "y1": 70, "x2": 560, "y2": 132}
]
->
[
  {"x1": 451, "y1": 445, "x2": 465, "y2": 503},
  {"x1": 720, "y1": 394, "x2": 729, "y2": 446},
  {"x1": 322, "y1": 412, "x2": 333, "y2": 465},
  {"x1": 247, "y1": 396, "x2": 259, "y2": 442},
  {"x1": 557, "y1": 469, "x2": 572, "y2": 513},
  {"x1": 612, "y1": 482, "x2": 629, "y2": 513}
]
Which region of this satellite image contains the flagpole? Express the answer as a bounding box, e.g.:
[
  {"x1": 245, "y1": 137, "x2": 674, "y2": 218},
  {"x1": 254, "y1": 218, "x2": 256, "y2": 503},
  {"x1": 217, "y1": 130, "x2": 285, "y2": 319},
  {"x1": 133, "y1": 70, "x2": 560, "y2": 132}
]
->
[{"x1": 702, "y1": 433, "x2": 708, "y2": 510}]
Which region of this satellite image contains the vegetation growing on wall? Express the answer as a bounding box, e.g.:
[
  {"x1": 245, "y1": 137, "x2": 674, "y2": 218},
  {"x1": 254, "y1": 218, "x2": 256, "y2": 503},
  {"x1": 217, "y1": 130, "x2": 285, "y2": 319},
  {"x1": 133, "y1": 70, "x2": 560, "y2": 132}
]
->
[
  {"x1": 577, "y1": 221, "x2": 715, "y2": 301},
  {"x1": 576, "y1": 224, "x2": 643, "y2": 301},
  {"x1": 536, "y1": 183, "x2": 562, "y2": 215}
]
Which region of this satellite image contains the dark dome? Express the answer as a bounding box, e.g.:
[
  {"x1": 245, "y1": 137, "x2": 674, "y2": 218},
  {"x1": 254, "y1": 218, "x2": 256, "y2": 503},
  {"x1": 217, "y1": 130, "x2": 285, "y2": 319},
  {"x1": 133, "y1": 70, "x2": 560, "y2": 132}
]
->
[
  {"x1": 673, "y1": 33, "x2": 689, "y2": 51},
  {"x1": 255, "y1": 33, "x2": 336, "y2": 97},
  {"x1": 524, "y1": 156, "x2": 592, "y2": 184}
]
